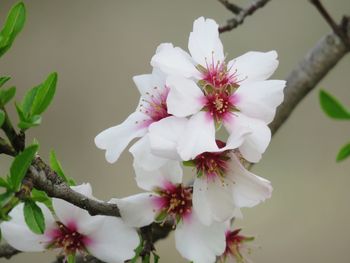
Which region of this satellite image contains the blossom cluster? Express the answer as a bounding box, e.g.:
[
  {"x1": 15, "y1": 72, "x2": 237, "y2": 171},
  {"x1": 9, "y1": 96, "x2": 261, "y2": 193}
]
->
[
  {"x1": 0, "y1": 17, "x2": 285, "y2": 263},
  {"x1": 96, "y1": 17, "x2": 285, "y2": 262}
]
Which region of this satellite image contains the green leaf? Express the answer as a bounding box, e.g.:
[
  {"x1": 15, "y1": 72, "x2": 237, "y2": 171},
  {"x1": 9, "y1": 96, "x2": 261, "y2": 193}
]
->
[
  {"x1": 67, "y1": 254, "x2": 76, "y2": 263},
  {"x1": 336, "y1": 143, "x2": 350, "y2": 162},
  {"x1": 142, "y1": 254, "x2": 150, "y2": 263},
  {"x1": 21, "y1": 85, "x2": 39, "y2": 117},
  {"x1": 9, "y1": 144, "x2": 39, "y2": 191},
  {"x1": 183, "y1": 160, "x2": 195, "y2": 167},
  {"x1": 0, "y1": 191, "x2": 13, "y2": 207},
  {"x1": 319, "y1": 90, "x2": 350, "y2": 120},
  {"x1": 0, "y1": 86, "x2": 16, "y2": 106},
  {"x1": 18, "y1": 115, "x2": 41, "y2": 130},
  {"x1": 152, "y1": 252, "x2": 160, "y2": 263},
  {"x1": 0, "y1": 2, "x2": 26, "y2": 58},
  {"x1": 31, "y1": 72, "x2": 57, "y2": 116},
  {"x1": 23, "y1": 200, "x2": 45, "y2": 234},
  {"x1": 0, "y1": 76, "x2": 10, "y2": 87},
  {"x1": 0, "y1": 177, "x2": 10, "y2": 188},
  {"x1": 31, "y1": 188, "x2": 52, "y2": 210},
  {"x1": 50, "y1": 150, "x2": 75, "y2": 186},
  {"x1": 0, "y1": 109, "x2": 5, "y2": 127},
  {"x1": 130, "y1": 240, "x2": 143, "y2": 263}
]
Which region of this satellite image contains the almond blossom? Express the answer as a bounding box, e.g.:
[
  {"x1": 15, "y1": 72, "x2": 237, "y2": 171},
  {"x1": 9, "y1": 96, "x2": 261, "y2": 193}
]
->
[
  {"x1": 219, "y1": 228, "x2": 255, "y2": 263},
  {"x1": 191, "y1": 142, "x2": 272, "y2": 225},
  {"x1": 151, "y1": 17, "x2": 286, "y2": 162},
  {"x1": 113, "y1": 165, "x2": 226, "y2": 263},
  {"x1": 0, "y1": 183, "x2": 139, "y2": 263},
  {"x1": 133, "y1": 132, "x2": 272, "y2": 226},
  {"x1": 94, "y1": 49, "x2": 175, "y2": 163}
]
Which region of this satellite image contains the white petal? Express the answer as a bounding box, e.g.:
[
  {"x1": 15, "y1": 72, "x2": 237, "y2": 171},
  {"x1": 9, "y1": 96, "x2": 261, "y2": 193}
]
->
[
  {"x1": 193, "y1": 177, "x2": 236, "y2": 225},
  {"x1": 151, "y1": 43, "x2": 199, "y2": 78},
  {"x1": 71, "y1": 183, "x2": 94, "y2": 198},
  {"x1": 166, "y1": 76, "x2": 205, "y2": 117},
  {"x1": 188, "y1": 17, "x2": 224, "y2": 66},
  {"x1": 87, "y1": 216, "x2": 139, "y2": 263},
  {"x1": 52, "y1": 183, "x2": 103, "y2": 233},
  {"x1": 177, "y1": 112, "x2": 218, "y2": 160},
  {"x1": 192, "y1": 178, "x2": 212, "y2": 225},
  {"x1": 235, "y1": 80, "x2": 286, "y2": 123},
  {"x1": 133, "y1": 74, "x2": 153, "y2": 97},
  {"x1": 148, "y1": 116, "x2": 187, "y2": 160},
  {"x1": 133, "y1": 68, "x2": 167, "y2": 98},
  {"x1": 228, "y1": 51, "x2": 279, "y2": 84},
  {"x1": 155, "y1": 42, "x2": 174, "y2": 54},
  {"x1": 0, "y1": 203, "x2": 55, "y2": 252},
  {"x1": 175, "y1": 213, "x2": 226, "y2": 263},
  {"x1": 228, "y1": 154, "x2": 272, "y2": 208},
  {"x1": 111, "y1": 193, "x2": 157, "y2": 227},
  {"x1": 129, "y1": 134, "x2": 168, "y2": 171},
  {"x1": 94, "y1": 111, "x2": 149, "y2": 163},
  {"x1": 224, "y1": 113, "x2": 271, "y2": 162},
  {"x1": 133, "y1": 160, "x2": 183, "y2": 191}
]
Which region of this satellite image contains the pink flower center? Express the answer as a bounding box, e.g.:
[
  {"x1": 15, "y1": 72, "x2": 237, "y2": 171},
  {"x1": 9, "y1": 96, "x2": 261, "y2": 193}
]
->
[
  {"x1": 193, "y1": 140, "x2": 231, "y2": 180},
  {"x1": 154, "y1": 183, "x2": 192, "y2": 223},
  {"x1": 201, "y1": 60, "x2": 237, "y2": 88},
  {"x1": 204, "y1": 91, "x2": 236, "y2": 122},
  {"x1": 139, "y1": 86, "x2": 171, "y2": 125},
  {"x1": 222, "y1": 229, "x2": 254, "y2": 261},
  {"x1": 47, "y1": 221, "x2": 91, "y2": 255}
]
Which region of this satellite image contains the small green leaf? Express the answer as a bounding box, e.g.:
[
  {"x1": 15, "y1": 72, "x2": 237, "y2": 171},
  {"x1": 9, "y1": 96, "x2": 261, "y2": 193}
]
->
[
  {"x1": 31, "y1": 188, "x2": 52, "y2": 208},
  {"x1": 155, "y1": 211, "x2": 167, "y2": 222},
  {"x1": 21, "y1": 85, "x2": 39, "y2": 117},
  {"x1": 0, "y1": 76, "x2": 10, "y2": 87},
  {"x1": 336, "y1": 143, "x2": 350, "y2": 162},
  {"x1": 142, "y1": 254, "x2": 150, "y2": 263},
  {"x1": 50, "y1": 150, "x2": 75, "y2": 186},
  {"x1": 0, "y1": 2, "x2": 26, "y2": 58},
  {"x1": 9, "y1": 144, "x2": 39, "y2": 190},
  {"x1": 152, "y1": 252, "x2": 160, "y2": 263},
  {"x1": 18, "y1": 115, "x2": 41, "y2": 130},
  {"x1": 67, "y1": 254, "x2": 76, "y2": 263},
  {"x1": 319, "y1": 90, "x2": 350, "y2": 119},
  {"x1": 0, "y1": 177, "x2": 10, "y2": 188},
  {"x1": 0, "y1": 110, "x2": 5, "y2": 127},
  {"x1": 183, "y1": 160, "x2": 195, "y2": 167},
  {"x1": 0, "y1": 191, "x2": 13, "y2": 207},
  {"x1": 130, "y1": 240, "x2": 143, "y2": 263},
  {"x1": 0, "y1": 86, "x2": 16, "y2": 106},
  {"x1": 23, "y1": 200, "x2": 45, "y2": 234},
  {"x1": 31, "y1": 72, "x2": 57, "y2": 116}
]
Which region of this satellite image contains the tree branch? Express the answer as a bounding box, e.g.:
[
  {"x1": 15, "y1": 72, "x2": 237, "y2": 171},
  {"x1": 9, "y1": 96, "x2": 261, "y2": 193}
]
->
[
  {"x1": 269, "y1": 24, "x2": 350, "y2": 134},
  {"x1": 217, "y1": 0, "x2": 243, "y2": 15},
  {"x1": 1, "y1": 3, "x2": 350, "y2": 262},
  {"x1": 219, "y1": 0, "x2": 270, "y2": 33},
  {"x1": 28, "y1": 157, "x2": 121, "y2": 218},
  {"x1": 0, "y1": 244, "x2": 19, "y2": 259},
  {"x1": 309, "y1": 0, "x2": 350, "y2": 49}
]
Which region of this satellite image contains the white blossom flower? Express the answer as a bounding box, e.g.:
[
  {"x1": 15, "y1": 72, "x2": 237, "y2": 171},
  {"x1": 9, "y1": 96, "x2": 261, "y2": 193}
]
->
[
  {"x1": 151, "y1": 17, "x2": 286, "y2": 162},
  {"x1": 191, "y1": 142, "x2": 272, "y2": 225},
  {"x1": 218, "y1": 228, "x2": 255, "y2": 263},
  {"x1": 141, "y1": 129, "x2": 272, "y2": 225},
  {"x1": 0, "y1": 183, "x2": 139, "y2": 263},
  {"x1": 95, "y1": 47, "x2": 177, "y2": 163},
  {"x1": 113, "y1": 165, "x2": 226, "y2": 263}
]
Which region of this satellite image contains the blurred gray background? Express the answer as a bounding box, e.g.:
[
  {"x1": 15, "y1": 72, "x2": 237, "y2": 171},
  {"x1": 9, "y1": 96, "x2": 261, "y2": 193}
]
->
[{"x1": 0, "y1": 0, "x2": 350, "y2": 262}]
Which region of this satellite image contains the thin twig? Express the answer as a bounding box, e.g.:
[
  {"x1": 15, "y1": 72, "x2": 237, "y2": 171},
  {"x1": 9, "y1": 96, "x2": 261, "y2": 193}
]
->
[
  {"x1": 217, "y1": 0, "x2": 242, "y2": 14},
  {"x1": 219, "y1": 0, "x2": 270, "y2": 33},
  {"x1": 309, "y1": 0, "x2": 350, "y2": 49}
]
